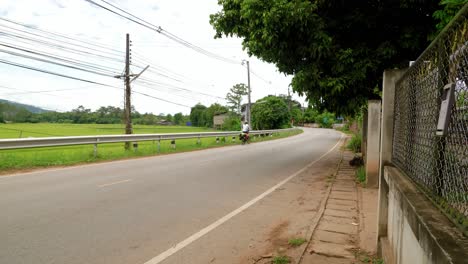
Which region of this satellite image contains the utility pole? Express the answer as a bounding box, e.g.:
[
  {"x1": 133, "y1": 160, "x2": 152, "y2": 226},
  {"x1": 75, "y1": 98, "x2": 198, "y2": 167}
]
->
[
  {"x1": 114, "y1": 34, "x2": 149, "y2": 151},
  {"x1": 245, "y1": 60, "x2": 252, "y2": 127},
  {"x1": 124, "y1": 33, "x2": 132, "y2": 150}
]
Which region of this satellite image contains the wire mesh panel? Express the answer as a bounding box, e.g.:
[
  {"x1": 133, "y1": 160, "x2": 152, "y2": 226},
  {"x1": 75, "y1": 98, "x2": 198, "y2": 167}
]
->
[{"x1": 393, "y1": 5, "x2": 468, "y2": 234}]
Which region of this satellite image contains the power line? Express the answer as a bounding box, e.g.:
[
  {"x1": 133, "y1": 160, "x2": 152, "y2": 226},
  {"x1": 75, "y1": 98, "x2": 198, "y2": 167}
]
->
[
  {"x1": 0, "y1": 48, "x2": 117, "y2": 78},
  {"x1": 0, "y1": 59, "x2": 192, "y2": 108},
  {"x1": 0, "y1": 17, "x2": 125, "y2": 55},
  {"x1": 83, "y1": 0, "x2": 240, "y2": 64},
  {"x1": 0, "y1": 43, "x2": 121, "y2": 76},
  {"x1": 131, "y1": 89, "x2": 191, "y2": 108},
  {"x1": 0, "y1": 41, "x2": 123, "y2": 73},
  {"x1": 0, "y1": 58, "x2": 117, "y2": 86},
  {"x1": 0, "y1": 21, "x2": 124, "y2": 58},
  {"x1": 136, "y1": 77, "x2": 225, "y2": 100},
  {"x1": 0, "y1": 29, "x2": 125, "y2": 64},
  {"x1": 0, "y1": 84, "x2": 63, "y2": 97}
]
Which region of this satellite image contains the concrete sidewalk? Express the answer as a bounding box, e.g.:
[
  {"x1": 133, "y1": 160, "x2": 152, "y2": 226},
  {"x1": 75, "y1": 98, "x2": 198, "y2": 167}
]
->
[{"x1": 299, "y1": 151, "x2": 378, "y2": 263}]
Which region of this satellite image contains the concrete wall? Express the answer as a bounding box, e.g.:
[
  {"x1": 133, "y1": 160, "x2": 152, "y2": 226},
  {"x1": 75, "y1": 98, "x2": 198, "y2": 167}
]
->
[
  {"x1": 380, "y1": 166, "x2": 468, "y2": 264},
  {"x1": 365, "y1": 100, "x2": 381, "y2": 188},
  {"x1": 377, "y1": 69, "x2": 468, "y2": 264}
]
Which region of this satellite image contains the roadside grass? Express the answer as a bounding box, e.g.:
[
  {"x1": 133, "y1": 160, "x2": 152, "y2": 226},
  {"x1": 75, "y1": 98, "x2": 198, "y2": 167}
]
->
[
  {"x1": 0, "y1": 128, "x2": 302, "y2": 173},
  {"x1": 288, "y1": 238, "x2": 307, "y2": 247},
  {"x1": 272, "y1": 255, "x2": 290, "y2": 264},
  {"x1": 356, "y1": 166, "x2": 366, "y2": 184},
  {"x1": 346, "y1": 133, "x2": 362, "y2": 153}
]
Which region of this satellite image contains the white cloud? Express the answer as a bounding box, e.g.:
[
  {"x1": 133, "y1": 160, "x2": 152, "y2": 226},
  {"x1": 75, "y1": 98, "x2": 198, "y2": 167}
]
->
[{"x1": 0, "y1": 0, "x2": 305, "y2": 114}]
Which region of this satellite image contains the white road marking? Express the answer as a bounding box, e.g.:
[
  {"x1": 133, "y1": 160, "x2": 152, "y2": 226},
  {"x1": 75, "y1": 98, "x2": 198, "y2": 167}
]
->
[
  {"x1": 98, "y1": 179, "x2": 132, "y2": 188},
  {"x1": 143, "y1": 135, "x2": 343, "y2": 264}
]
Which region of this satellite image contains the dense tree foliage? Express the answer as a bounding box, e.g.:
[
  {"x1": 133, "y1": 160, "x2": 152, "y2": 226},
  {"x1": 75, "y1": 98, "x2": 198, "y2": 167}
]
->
[
  {"x1": 433, "y1": 0, "x2": 468, "y2": 34},
  {"x1": 210, "y1": 0, "x2": 449, "y2": 114},
  {"x1": 204, "y1": 103, "x2": 229, "y2": 127},
  {"x1": 252, "y1": 95, "x2": 290, "y2": 129},
  {"x1": 189, "y1": 104, "x2": 208, "y2": 127},
  {"x1": 173, "y1": 112, "x2": 184, "y2": 125}
]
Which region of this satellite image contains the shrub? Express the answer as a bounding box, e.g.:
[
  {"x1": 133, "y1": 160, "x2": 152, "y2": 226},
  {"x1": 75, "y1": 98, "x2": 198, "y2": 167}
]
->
[
  {"x1": 347, "y1": 133, "x2": 362, "y2": 153},
  {"x1": 222, "y1": 115, "x2": 241, "y2": 131},
  {"x1": 315, "y1": 111, "x2": 335, "y2": 128}
]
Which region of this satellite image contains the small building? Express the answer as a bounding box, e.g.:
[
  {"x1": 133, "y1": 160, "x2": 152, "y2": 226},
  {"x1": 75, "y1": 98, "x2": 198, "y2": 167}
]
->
[
  {"x1": 157, "y1": 119, "x2": 173, "y2": 126},
  {"x1": 213, "y1": 113, "x2": 229, "y2": 130}
]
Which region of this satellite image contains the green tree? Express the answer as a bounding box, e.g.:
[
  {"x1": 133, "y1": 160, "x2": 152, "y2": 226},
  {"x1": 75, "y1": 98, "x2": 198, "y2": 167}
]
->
[
  {"x1": 173, "y1": 112, "x2": 184, "y2": 125},
  {"x1": 226, "y1": 83, "x2": 248, "y2": 114},
  {"x1": 210, "y1": 0, "x2": 442, "y2": 115},
  {"x1": 303, "y1": 107, "x2": 319, "y2": 123},
  {"x1": 290, "y1": 106, "x2": 303, "y2": 125},
  {"x1": 433, "y1": 0, "x2": 468, "y2": 34},
  {"x1": 190, "y1": 103, "x2": 208, "y2": 127},
  {"x1": 204, "y1": 103, "x2": 228, "y2": 127},
  {"x1": 165, "y1": 114, "x2": 173, "y2": 123},
  {"x1": 252, "y1": 96, "x2": 290, "y2": 130}
]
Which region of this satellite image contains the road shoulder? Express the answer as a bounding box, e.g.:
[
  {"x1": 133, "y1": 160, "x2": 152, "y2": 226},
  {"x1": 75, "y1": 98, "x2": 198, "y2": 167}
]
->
[{"x1": 158, "y1": 137, "x2": 344, "y2": 264}]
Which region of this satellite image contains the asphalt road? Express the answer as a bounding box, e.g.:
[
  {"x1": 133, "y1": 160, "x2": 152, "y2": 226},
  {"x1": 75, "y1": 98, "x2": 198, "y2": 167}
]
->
[{"x1": 0, "y1": 128, "x2": 341, "y2": 264}]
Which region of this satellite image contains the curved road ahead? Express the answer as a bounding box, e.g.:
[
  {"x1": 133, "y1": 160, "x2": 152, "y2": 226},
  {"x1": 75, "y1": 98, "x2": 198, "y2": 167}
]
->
[{"x1": 0, "y1": 128, "x2": 341, "y2": 264}]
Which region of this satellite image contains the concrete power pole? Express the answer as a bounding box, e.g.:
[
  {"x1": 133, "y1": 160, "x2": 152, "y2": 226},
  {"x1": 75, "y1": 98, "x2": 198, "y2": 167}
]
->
[
  {"x1": 124, "y1": 33, "x2": 132, "y2": 150},
  {"x1": 246, "y1": 60, "x2": 252, "y2": 127}
]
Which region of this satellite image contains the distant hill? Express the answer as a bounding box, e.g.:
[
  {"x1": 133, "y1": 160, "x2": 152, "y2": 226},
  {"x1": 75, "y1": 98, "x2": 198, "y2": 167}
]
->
[{"x1": 0, "y1": 99, "x2": 49, "y2": 113}]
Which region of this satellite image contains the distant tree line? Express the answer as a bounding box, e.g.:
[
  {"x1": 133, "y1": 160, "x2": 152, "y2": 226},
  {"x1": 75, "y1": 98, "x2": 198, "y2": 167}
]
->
[
  {"x1": 0, "y1": 102, "x2": 190, "y2": 126},
  {"x1": 1, "y1": 81, "x2": 339, "y2": 129}
]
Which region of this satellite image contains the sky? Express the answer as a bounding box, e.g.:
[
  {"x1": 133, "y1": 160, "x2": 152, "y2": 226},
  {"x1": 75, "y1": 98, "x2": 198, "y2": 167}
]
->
[{"x1": 0, "y1": 0, "x2": 305, "y2": 115}]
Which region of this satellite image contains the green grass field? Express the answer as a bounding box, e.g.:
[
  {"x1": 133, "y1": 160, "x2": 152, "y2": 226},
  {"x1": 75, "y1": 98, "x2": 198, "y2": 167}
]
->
[
  {"x1": 0, "y1": 123, "x2": 213, "y2": 139},
  {"x1": 0, "y1": 123, "x2": 302, "y2": 173}
]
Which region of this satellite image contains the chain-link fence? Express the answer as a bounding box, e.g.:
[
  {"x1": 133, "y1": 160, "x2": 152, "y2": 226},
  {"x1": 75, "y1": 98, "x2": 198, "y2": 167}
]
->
[{"x1": 393, "y1": 5, "x2": 468, "y2": 235}]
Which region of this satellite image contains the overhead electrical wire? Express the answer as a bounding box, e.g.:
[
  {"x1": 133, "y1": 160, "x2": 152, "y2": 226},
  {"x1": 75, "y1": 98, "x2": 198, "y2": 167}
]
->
[
  {"x1": 0, "y1": 59, "x2": 191, "y2": 108},
  {"x1": 0, "y1": 48, "x2": 117, "y2": 77},
  {"x1": 0, "y1": 17, "x2": 125, "y2": 55},
  {"x1": 136, "y1": 77, "x2": 225, "y2": 100},
  {"x1": 0, "y1": 43, "x2": 121, "y2": 76},
  {"x1": 0, "y1": 84, "x2": 63, "y2": 98},
  {"x1": 83, "y1": 0, "x2": 240, "y2": 64},
  {"x1": 0, "y1": 29, "x2": 125, "y2": 64},
  {"x1": 0, "y1": 21, "x2": 124, "y2": 58},
  {"x1": 0, "y1": 58, "x2": 118, "y2": 86}
]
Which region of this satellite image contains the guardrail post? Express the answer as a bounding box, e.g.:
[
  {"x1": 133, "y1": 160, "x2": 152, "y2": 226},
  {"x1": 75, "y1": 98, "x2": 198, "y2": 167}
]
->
[
  {"x1": 232, "y1": 136, "x2": 236, "y2": 143},
  {"x1": 157, "y1": 137, "x2": 161, "y2": 153},
  {"x1": 197, "y1": 135, "x2": 201, "y2": 145},
  {"x1": 133, "y1": 142, "x2": 138, "y2": 152},
  {"x1": 171, "y1": 139, "x2": 176, "y2": 149},
  {"x1": 93, "y1": 143, "x2": 98, "y2": 158},
  {"x1": 216, "y1": 137, "x2": 220, "y2": 144}
]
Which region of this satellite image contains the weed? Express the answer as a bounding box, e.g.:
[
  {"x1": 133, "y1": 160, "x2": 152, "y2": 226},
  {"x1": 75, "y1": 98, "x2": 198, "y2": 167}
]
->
[
  {"x1": 288, "y1": 238, "x2": 306, "y2": 247},
  {"x1": 356, "y1": 166, "x2": 366, "y2": 183},
  {"x1": 347, "y1": 133, "x2": 362, "y2": 153},
  {"x1": 272, "y1": 255, "x2": 290, "y2": 264}
]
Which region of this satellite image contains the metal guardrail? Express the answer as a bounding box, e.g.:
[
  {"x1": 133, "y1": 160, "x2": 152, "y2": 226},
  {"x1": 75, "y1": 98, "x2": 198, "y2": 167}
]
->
[{"x1": 0, "y1": 128, "x2": 299, "y2": 150}]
